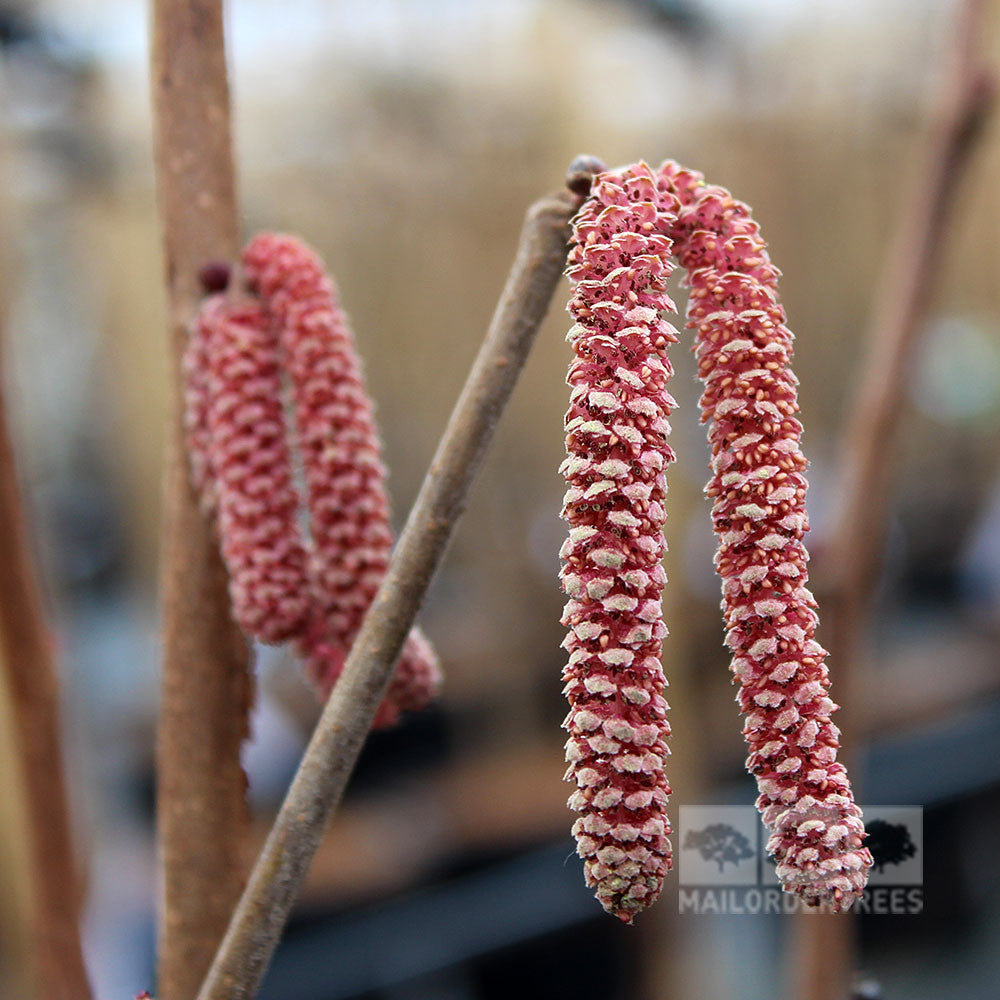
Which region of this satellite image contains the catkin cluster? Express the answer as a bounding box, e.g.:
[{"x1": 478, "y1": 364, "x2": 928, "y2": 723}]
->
[
  {"x1": 561, "y1": 160, "x2": 871, "y2": 920},
  {"x1": 185, "y1": 234, "x2": 440, "y2": 727}
]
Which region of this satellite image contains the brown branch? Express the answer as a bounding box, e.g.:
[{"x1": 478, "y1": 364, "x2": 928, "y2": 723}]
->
[
  {"x1": 830, "y1": 0, "x2": 995, "y2": 604},
  {"x1": 791, "y1": 2, "x2": 994, "y2": 998},
  {"x1": 0, "y1": 361, "x2": 91, "y2": 1000},
  {"x1": 150, "y1": 2, "x2": 252, "y2": 997},
  {"x1": 195, "y1": 172, "x2": 590, "y2": 1000}
]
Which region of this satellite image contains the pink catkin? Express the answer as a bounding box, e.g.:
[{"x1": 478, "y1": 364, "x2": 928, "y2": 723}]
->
[
  {"x1": 242, "y1": 234, "x2": 441, "y2": 727},
  {"x1": 184, "y1": 295, "x2": 311, "y2": 644},
  {"x1": 560, "y1": 164, "x2": 678, "y2": 922},
  {"x1": 656, "y1": 160, "x2": 872, "y2": 909},
  {"x1": 562, "y1": 160, "x2": 871, "y2": 918}
]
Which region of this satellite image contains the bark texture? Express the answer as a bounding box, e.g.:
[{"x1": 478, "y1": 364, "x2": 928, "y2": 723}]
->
[{"x1": 150, "y1": 2, "x2": 252, "y2": 997}]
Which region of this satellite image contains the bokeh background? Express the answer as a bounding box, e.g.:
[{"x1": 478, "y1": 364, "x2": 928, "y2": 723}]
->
[{"x1": 1, "y1": 1, "x2": 999, "y2": 997}]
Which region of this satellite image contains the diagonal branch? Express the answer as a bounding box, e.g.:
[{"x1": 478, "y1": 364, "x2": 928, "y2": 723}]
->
[
  {"x1": 0, "y1": 349, "x2": 92, "y2": 1000},
  {"x1": 195, "y1": 166, "x2": 594, "y2": 1000},
  {"x1": 150, "y1": 2, "x2": 252, "y2": 997}
]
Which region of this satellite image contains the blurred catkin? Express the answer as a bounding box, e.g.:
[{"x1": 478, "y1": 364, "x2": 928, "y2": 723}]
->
[{"x1": 184, "y1": 236, "x2": 441, "y2": 727}]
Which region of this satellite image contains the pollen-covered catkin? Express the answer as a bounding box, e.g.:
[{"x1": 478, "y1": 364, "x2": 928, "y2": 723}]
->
[
  {"x1": 560, "y1": 163, "x2": 678, "y2": 922},
  {"x1": 242, "y1": 234, "x2": 441, "y2": 727},
  {"x1": 658, "y1": 160, "x2": 872, "y2": 909}
]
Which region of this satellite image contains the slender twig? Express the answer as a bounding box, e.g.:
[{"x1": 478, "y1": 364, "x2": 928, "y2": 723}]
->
[
  {"x1": 0, "y1": 354, "x2": 92, "y2": 1000},
  {"x1": 150, "y1": 2, "x2": 252, "y2": 997},
  {"x1": 790, "y1": 2, "x2": 994, "y2": 997},
  {"x1": 196, "y1": 169, "x2": 591, "y2": 1000}
]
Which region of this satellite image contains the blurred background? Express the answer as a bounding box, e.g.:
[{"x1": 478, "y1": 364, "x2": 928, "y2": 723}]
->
[{"x1": 1, "y1": 0, "x2": 999, "y2": 997}]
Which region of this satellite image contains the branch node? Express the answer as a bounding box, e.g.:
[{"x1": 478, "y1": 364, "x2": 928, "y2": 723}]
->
[{"x1": 566, "y1": 154, "x2": 608, "y2": 196}]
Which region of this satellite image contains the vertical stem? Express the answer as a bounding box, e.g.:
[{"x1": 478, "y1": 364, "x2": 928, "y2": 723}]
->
[
  {"x1": 0, "y1": 363, "x2": 92, "y2": 1000},
  {"x1": 150, "y1": 2, "x2": 252, "y2": 997},
  {"x1": 790, "y1": 2, "x2": 994, "y2": 998}
]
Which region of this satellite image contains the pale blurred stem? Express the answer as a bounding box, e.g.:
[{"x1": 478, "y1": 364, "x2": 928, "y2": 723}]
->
[
  {"x1": 195, "y1": 179, "x2": 587, "y2": 1000},
  {"x1": 791, "y1": 1, "x2": 995, "y2": 997},
  {"x1": 151, "y1": 2, "x2": 253, "y2": 998},
  {"x1": 0, "y1": 369, "x2": 92, "y2": 1000}
]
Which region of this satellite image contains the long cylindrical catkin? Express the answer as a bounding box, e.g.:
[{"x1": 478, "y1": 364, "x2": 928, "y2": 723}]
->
[
  {"x1": 658, "y1": 160, "x2": 872, "y2": 910},
  {"x1": 561, "y1": 159, "x2": 871, "y2": 920},
  {"x1": 560, "y1": 164, "x2": 678, "y2": 922}
]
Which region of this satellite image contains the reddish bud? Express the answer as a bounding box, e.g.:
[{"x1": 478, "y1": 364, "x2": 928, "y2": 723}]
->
[{"x1": 197, "y1": 259, "x2": 232, "y2": 294}]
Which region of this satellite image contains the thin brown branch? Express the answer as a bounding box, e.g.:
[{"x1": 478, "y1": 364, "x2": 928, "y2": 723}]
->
[
  {"x1": 0, "y1": 363, "x2": 92, "y2": 1000},
  {"x1": 830, "y1": 1, "x2": 995, "y2": 604},
  {"x1": 195, "y1": 174, "x2": 589, "y2": 1000},
  {"x1": 791, "y1": 2, "x2": 995, "y2": 998},
  {"x1": 150, "y1": 2, "x2": 252, "y2": 997}
]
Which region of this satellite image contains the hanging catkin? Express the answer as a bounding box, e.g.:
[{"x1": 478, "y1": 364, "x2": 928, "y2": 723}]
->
[
  {"x1": 659, "y1": 160, "x2": 872, "y2": 909},
  {"x1": 560, "y1": 160, "x2": 871, "y2": 919},
  {"x1": 242, "y1": 234, "x2": 441, "y2": 727},
  {"x1": 560, "y1": 163, "x2": 678, "y2": 922},
  {"x1": 185, "y1": 238, "x2": 441, "y2": 727}
]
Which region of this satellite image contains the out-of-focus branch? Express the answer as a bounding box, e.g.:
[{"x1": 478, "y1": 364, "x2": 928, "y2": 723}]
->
[
  {"x1": 195, "y1": 167, "x2": 594, "y2": 1000},
  {"x1": 0, "y1": 355, "x2": 92, "y2": 1000},
  {"x1": 150, "y1": 2, "x2": 252, "y2": 997},
  {"x1": 830, "y1": 2, "x2": 995, "y2": 604},
  {"x1": 791, "y1": 2, "x2": 995, "y2": 998}
]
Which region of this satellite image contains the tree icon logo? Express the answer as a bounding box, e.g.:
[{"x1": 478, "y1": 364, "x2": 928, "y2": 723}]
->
[
  {"x1": 683, "y1": 823, "x2": 755, "y2": 872},
  {"x1": 866, "y1": 818, "x2": 917, "y2": 873}
]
